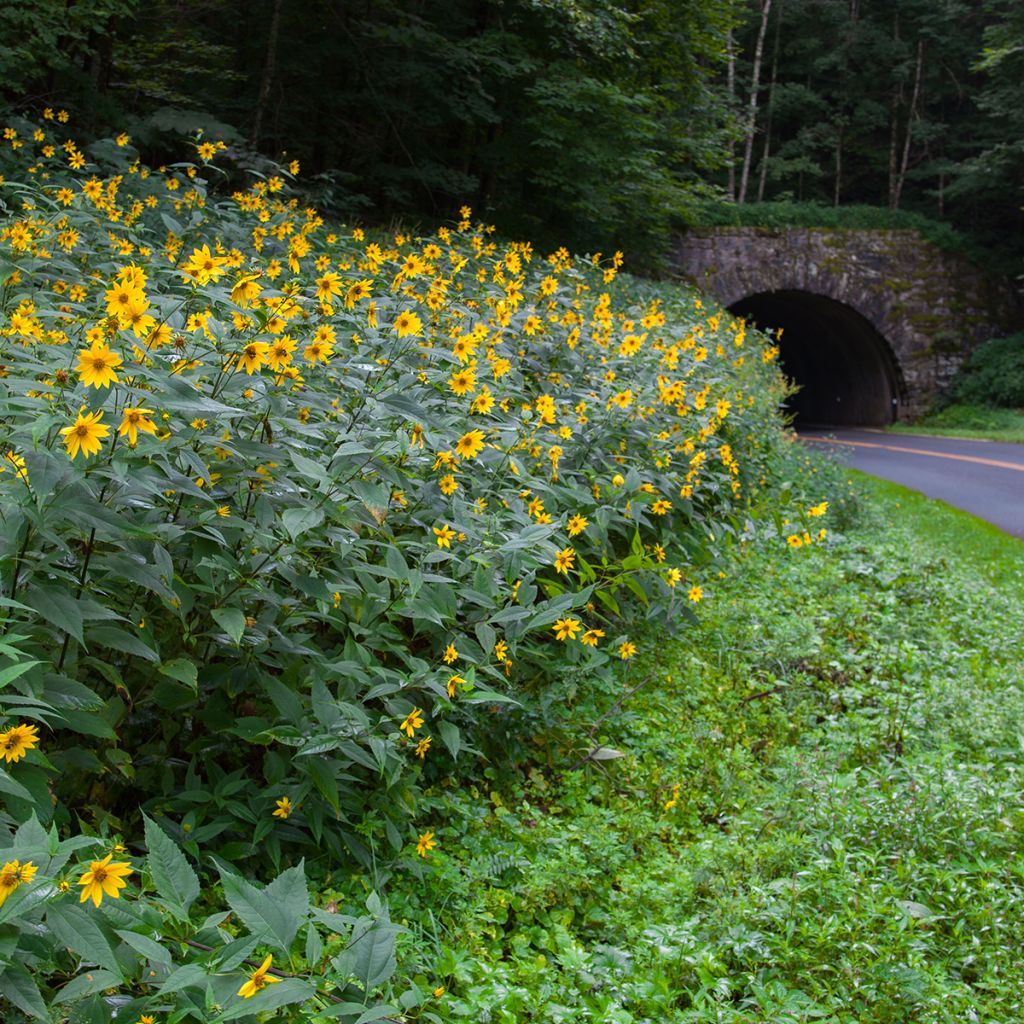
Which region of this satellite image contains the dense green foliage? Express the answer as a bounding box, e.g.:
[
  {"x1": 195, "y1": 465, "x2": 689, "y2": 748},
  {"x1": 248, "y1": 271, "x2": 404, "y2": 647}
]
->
[
  {"x1": 0, "y1": 118, "x2": 815, "y2": 1020},
  {"x1": 724, "y1": 0, "x2": 1024, "y2": 264},
  {"x1": 1, "y1": 1, "x2": 1020, "y2": 268},
  {"x1": 0, "y1": 0, "x2": 735, "y2": 267},
  {"x1": 374, "y1": 467, "x2": 1024, "y2": 1021},
  {"x1": 944, "y1": 333, "x2": 1024, "y2": 409}
]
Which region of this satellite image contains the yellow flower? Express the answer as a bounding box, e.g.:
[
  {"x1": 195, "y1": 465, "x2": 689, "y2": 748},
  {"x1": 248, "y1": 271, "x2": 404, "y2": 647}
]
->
[
  {"x1": 433, "y1": 523, "x2": 456, "y2": 549},
  {"x1": 0, "y1": 723, "x2": 39, "y2": 763},
  {"x1": 416, "y1": 831, "x2": 437, "y2": 858},
  {"x1": 237, "y1": 954, "x2": 281, "y2": 998},
  {"x1": 449, "y1": 367, "x2": 476, "y2": 396},
  {"x1": 181, "y1": 244, "x2": 227, "y2": 285},
  {"x1": 415, "y1": 736, "x2": 432, "y2": 759},
  {"x1": 237, "y1": 341, "x2": 269, "y2": 375},
  {"x1": 0, "y1": 451, "x2": 29, "y2": 483},
  {"x1": 393, "y1": 310, "x2": 423, "y2": 337},
  {"x1": 666, "y1": 568, "x2": 682, "y2": 588},
  {"x1": 651, "y1": 499, "x2": 672, "y2": 515},
  {"x1": 688, "y1": 585, "x2": 703, "y2": 602},
  {"x1": 272, "y1": 796, "x2": 292, "y2": 820},
  {"x1": 267, "y1": 335, "x2": 296, "y2": 371},
  {"x1": 454, "y1": 429, "x2": 485, "y2": 460},
  {"x1": 553, "y1": 547, "x2": 575, "y2": 575},
  {"x1": 77, "y1": 854, "x2": 133, "y2": 907},
  {"x1": 580, "y1": 628, "x2": 604, "y2": 647},
  {"x1": 118, "y1": 407, "x2": 157, "y2": 446},
  {"x1": 76, "y1": 339, "x2": 122, "y2": 389},
  {"x1": 446, "y1": 674, "x2": 466, "y2": 698},
  {"x1": 567, "y1": 514, "x2": 588, "y2": 537},
  {"x1": 345, "y1": 279, "x2": 372, "y2": 307},
  {"x1": 0, "y1": 860, "x2": 23, "y2": 908},
  {"x1": 618, "y1": 640, "x2": 637, "y2": 660},
  {"x1": 61, "y1": 410, "x2": 110, "y2": 460},
  {"x1": 808, "y1": 501, "x2": 829, "y2": 517},
  {"x1": 442, "y1": 644, "x2": 459, "y2": 664},
  {"x1": 400, "y1": 707, "x2": 424, "y2": 737},
  {"x1": 552, "y1": 617, "x2": 582, "y2": 641},
  {"x1": 787, "y1": 534, "x2": 803, "y2": 549},
  {"x1": 439, "y1": 474, "x2": 458, "y2": 496}
]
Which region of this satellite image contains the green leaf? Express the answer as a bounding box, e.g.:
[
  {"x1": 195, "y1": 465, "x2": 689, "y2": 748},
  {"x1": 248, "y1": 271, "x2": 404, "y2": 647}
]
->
[
  {"x1": 144, "y1": 814, "x2": 200, "y2": 917},
  {"x1": 24, "y1": 585, "x2": 83, "y2": 644},
  {"x1": 46, "y1": 903, "x2": 123, "y2": 978},
  {"x1": 115, "y1": 928, "x2": 173, "y2": 969},
  {"x1": 51, "y1": 968, "x2": 121, "y2": 1004},
  {"x1": 87, "y1": 624, "x2": 159, "y2": 663},
  {"x1": 211, "y1": 606, "x2": 246, "y2": 644},
  {"x1": 437, "y1": 721, "x2": 461, "y2": 759},
  {"x1": 0, "y1": 767, "x2": 34, "y2": 802},
  {"x1": 332, "y1": 919, "x2": 399, "y2": 994},
  {"x1": 0, "y1": 659, "x2": 41, "y2": 690},
  {"x1": 0, "y1": 962, "x2": 49, "y2": 1020},
  {"x1": 158, "y1": 658, "x2": 198, "y2": 690},
  {"x1": 282, "y1": 506, "x2": 324, "y2": 540},
  {"x1": 218, "y1": 862, "x2": 308, "y2": 954},
  {"x1": 157, "y1": 963, "x2": 208, "y2": 995}
]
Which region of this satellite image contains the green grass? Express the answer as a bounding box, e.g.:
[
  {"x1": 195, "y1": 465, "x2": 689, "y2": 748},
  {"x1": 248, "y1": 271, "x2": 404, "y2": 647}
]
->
[
  {"x1": 889, "y1": 403, "x2": 1024, "y2": 443},
  {"x1": 376, "y1": 470, "x2": 1024, "y2": 1023}
]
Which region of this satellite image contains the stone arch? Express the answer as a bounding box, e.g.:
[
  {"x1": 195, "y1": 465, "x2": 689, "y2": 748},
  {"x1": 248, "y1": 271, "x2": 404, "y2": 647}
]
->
[
  {"x1": 673, "y1": 227, "x2": 1022, "y2": 419},
  {"x1": 728, "y1": 289, "x2": 908, "y2": 426}
]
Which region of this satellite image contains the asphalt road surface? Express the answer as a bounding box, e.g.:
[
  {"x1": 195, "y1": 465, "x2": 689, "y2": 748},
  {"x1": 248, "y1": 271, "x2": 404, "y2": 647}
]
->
[{"x1": 800, "y1": 428, "x2": 1024, "y2": 539}]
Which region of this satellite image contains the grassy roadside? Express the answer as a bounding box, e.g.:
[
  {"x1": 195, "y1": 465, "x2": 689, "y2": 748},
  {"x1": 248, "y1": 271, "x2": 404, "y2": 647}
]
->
[
  {"x1": 382, "y1": 471, "x2": 1024, "y2": 1023},
  {"x1": 888, "y1": 404, "x2": 1024, "y2": 443}
]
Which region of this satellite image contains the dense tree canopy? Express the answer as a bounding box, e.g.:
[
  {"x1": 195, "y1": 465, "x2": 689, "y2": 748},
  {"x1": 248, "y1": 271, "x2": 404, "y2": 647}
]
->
[{"x1": 1, "y1": 0, "x2": 1021, "y2": 267}]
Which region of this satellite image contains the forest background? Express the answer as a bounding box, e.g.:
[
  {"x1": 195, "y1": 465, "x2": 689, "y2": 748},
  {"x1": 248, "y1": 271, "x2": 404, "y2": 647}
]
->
[{"x1": 2, "y1": 0, "x2": 1022, "y2": 273}]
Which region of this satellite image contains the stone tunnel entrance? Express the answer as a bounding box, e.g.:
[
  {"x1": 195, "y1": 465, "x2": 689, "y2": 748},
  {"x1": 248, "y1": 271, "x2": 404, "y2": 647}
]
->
[{"x1": 728, "y1": 290, "x2": 906, "y2": 426}]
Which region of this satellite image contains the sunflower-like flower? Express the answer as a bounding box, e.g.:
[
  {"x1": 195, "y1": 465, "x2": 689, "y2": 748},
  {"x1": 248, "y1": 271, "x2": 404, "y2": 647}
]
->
[
  {"x1": 77, "y1": 854, "x2": 133, "y2": 907},
  {"x1": 60, "y1": 410, "x2": 110, "y2": 460}
]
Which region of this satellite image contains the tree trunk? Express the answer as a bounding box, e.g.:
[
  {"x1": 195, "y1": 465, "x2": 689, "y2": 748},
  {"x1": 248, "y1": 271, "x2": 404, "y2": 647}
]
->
[
  {"x1": 252, "y1": 0, "x2": 283, "y2": 148},
  {"x1": 834, "y1": 124, "x2": 843, "y2": 206},
  {"x1": 738, "y1": 0, "x2": 773, "y2": 204},
  {"x1": 892, "y1": 39, "x2": 924, "y2": 210},
  {"x1": 727, "y1": 28, "x2": 736, "y2": 201},
  {"x1": 757, "y1": 0, "x2": 783, "y2": 202},
  {"x1": 887, "y1": 12, "x2": 901, "y2": 208}
]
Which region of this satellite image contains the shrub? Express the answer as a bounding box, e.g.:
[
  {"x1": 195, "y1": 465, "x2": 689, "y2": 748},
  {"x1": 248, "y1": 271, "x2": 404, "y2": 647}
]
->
[
  {"x1": 945, "y1": 333, "x2": 1024, "y2": 409},
  {"x1": 0, "y1": 115, "x2": 812, "y2": 1020}
]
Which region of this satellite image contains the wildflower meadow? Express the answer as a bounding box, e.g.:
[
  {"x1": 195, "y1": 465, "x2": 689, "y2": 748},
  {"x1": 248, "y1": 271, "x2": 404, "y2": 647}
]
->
[{"x1": 0, "y1": 115, "x2": 827, "y2": 1021}]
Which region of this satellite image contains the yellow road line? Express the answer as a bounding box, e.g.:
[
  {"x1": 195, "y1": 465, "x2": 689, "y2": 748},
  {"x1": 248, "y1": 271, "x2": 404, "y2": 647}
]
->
[{"x1": 805, "y1": 436, "x2": 1024, "y2": 473}]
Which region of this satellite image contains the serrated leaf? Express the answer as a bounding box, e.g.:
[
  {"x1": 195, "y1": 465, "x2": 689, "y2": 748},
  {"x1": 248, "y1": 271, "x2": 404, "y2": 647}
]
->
[
  {"x1": 0, "y1": 961, "x2": 49, "y2": 1020},
  {"x1": 144, "y1": 814, "x2": 200, "y2": 917},
  {"x1": 46, "y1": 904, "x2": 123, "y2": 978},
  {"x1": 218, "y1": 865, "x2": 304, "y2": 955}
]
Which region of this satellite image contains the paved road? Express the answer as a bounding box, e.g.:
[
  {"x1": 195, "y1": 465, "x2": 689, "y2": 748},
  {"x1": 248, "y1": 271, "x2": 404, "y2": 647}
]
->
[{"x1": 800, "y1": 428, "x2": 1024, "y2": 538}]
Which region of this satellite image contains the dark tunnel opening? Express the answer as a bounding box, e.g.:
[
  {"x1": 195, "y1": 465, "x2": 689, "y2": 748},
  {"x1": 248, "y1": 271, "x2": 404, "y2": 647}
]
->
[{"x1": 728, "y1": 290, "x2": 906, "y2": 427}]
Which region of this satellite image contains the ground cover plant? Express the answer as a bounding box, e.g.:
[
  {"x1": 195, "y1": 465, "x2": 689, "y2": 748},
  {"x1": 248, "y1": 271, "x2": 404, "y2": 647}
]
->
[
  {"x1": 0, "y1": 116, "x2": 819, "y2": 1021},
  {"x1": 385, "y1": 469, "x2": 1024, "y2": 1023}
]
